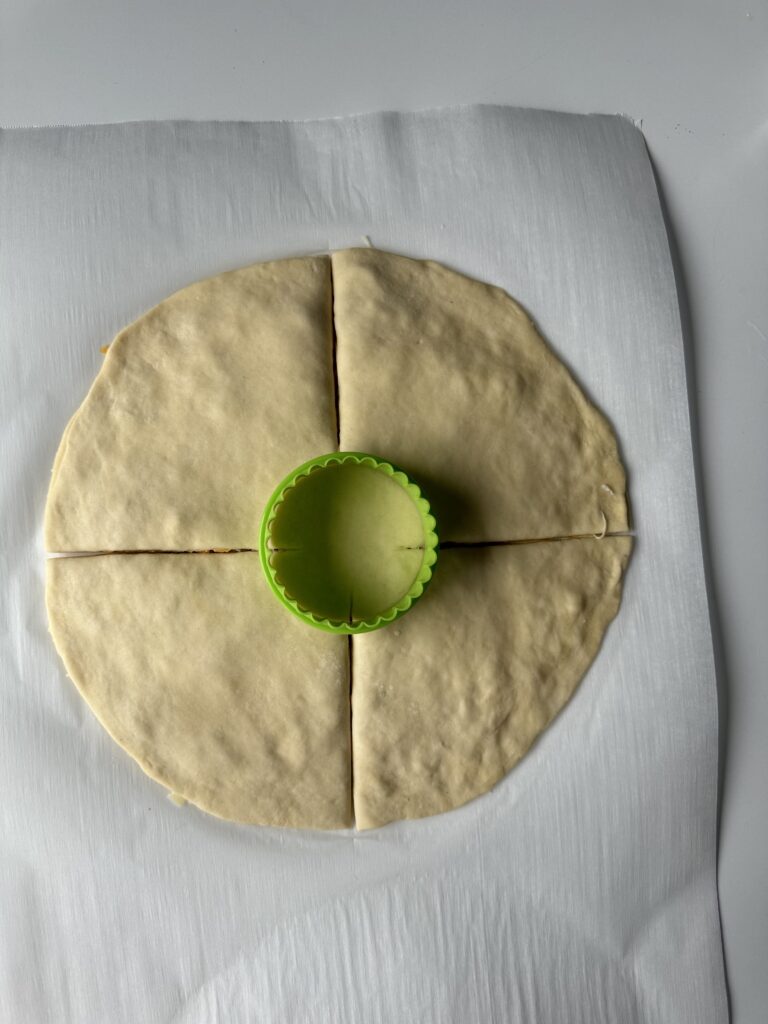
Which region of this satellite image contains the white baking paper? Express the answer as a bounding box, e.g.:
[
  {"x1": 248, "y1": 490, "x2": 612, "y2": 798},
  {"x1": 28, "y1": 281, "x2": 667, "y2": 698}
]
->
[{"x1": 0, "y1": 107, "x2": 727, "y2": 1023}]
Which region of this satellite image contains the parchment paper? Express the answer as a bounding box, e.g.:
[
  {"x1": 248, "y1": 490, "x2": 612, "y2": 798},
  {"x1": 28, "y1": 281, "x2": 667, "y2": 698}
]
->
[{"x1": 0, "y1": 107, "x2": 727, "y2": 1023}]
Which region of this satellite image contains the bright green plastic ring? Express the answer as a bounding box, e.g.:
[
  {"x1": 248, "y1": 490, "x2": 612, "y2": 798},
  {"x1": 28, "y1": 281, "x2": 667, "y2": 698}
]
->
[{"x1": 259, "y1": 452, "x2": 439, "y2": 634}]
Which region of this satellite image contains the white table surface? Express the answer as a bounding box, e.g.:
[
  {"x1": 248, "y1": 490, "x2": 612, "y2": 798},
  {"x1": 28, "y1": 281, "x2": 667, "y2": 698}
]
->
[{"x1": 2, "y1": 2, "x2": 765, "y2": 1021}]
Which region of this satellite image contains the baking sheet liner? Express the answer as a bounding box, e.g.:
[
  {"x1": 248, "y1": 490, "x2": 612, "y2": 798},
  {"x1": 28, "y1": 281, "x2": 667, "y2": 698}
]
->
[{"x1": 0, "y1": 106, "x2": 727, "y2": 1023}]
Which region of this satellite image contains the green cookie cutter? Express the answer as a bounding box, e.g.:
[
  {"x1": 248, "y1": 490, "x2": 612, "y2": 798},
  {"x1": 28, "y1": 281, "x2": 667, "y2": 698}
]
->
[{"x1": 259, "y1": 452, "x2": 439, "y2": 634}]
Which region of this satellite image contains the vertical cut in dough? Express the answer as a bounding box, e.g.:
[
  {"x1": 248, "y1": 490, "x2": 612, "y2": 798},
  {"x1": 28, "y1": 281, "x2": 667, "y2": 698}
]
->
[
  {"x1": 46, "y1": 553, "x2": 352, "y2": 829},
  {"x1": 332, "y1": 248, "x2": 628, "y2": 542},
  {"x1": 352, "y1": 538, "x2": 631, "y2": 829},
  {"x1": 45, "y1": 256, "x2": 337, "y2": 551}
]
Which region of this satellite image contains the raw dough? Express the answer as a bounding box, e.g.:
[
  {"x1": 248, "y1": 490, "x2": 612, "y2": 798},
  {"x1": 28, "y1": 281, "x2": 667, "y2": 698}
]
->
[
  {"x1": 46, "y1": 553, "x2": 352, "y2": 829},
  {"x1": 332, "y1": 248, "x2": 629, "y2": 542},
  {"x1": 352, "y1": 537, "x2": 631, "y2": 829},
  {"x1": 45, "y1": 256, "x2": 337, "y2": 551},
  {"x1": 44, "y1": 248, "x2": 632, "y2": 829}
]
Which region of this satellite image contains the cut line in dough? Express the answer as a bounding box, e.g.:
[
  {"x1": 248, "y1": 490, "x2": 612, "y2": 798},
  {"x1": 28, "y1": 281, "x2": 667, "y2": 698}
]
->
[
  {"x1": 439, "y1": 531, "x2": 634, "y2": 550},
  {"x1": 330, "y1": 258, "x2": 342, "y2": 448},
  {"x1": 45, "y1": 531, "x2": 635, "y2": 560}
]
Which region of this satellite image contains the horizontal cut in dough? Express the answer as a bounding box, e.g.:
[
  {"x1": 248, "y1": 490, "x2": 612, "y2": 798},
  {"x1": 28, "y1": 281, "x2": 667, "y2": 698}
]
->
[
  {"x1": 46, "y1": 553, "x2": 352, "y2": 829},
  {"x1": 45, "y1": 256, "x2": 337, "y2": 551},
  {"x1": 332, "y1": 248, "x2": 628, "y2": 542},
  {"x1": 352, "y1": 537, "x2": 631, "y2": 829}
]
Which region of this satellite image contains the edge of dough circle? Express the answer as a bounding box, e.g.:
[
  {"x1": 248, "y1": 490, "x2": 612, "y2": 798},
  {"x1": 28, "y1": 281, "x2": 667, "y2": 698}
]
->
[{"x1": 45, "y1": 247, "x2": 632, "y2": 832}]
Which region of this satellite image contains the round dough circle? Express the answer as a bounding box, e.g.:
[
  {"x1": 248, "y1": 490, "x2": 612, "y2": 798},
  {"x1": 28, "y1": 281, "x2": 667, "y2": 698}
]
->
[{"x1": 45, "y1": 249, "x2": 631, "y2": 830}]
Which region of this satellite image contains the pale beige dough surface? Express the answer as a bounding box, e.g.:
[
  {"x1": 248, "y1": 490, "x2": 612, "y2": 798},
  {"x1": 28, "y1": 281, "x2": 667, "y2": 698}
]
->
[
  {"x1": 46, "y1": 553, "x2": 352, "y2": 829},
  {"x1": 352, "y1": 537, "x2": 631, "y2": 829},
  {"x1": 44, "y1": 248, "x2": 633, "y2": 830},
  {"x1": 332, "y1": 248, "x2": 629, "y2": 542},
  {"x1": 45, "y1": 255, "x2": 337, "y2": 551}
]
